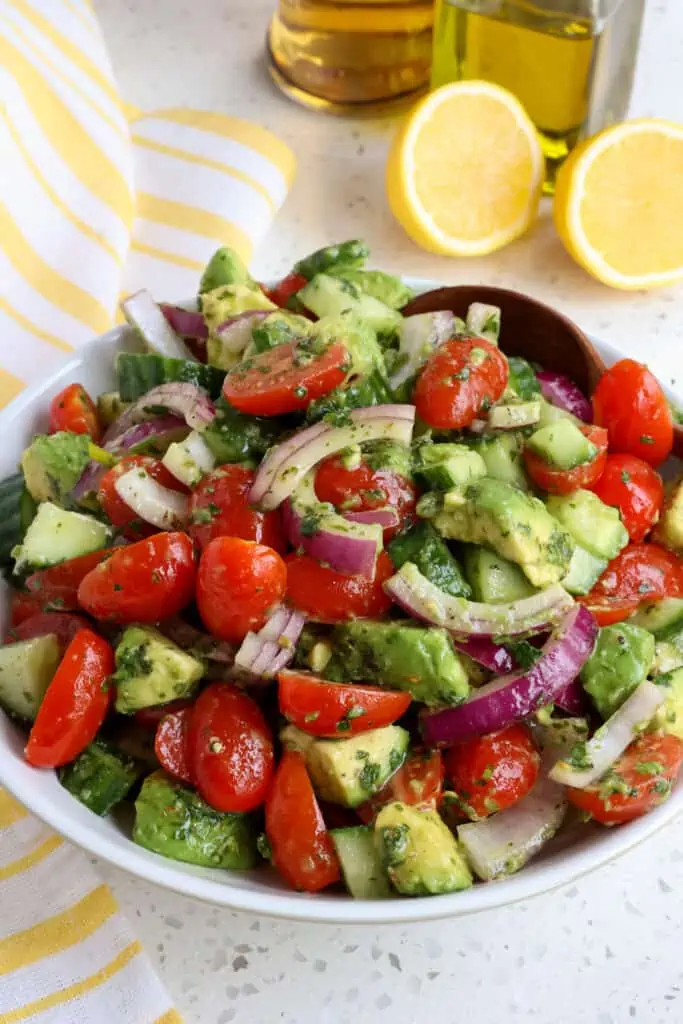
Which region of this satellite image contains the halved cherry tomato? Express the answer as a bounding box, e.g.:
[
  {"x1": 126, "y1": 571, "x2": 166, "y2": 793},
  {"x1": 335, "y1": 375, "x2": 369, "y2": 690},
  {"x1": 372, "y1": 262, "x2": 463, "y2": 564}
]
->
[
  {"x1": 155, "y1": 707, "x2": 193, "y2": 784},
  {"x1": 278, "y1": 670, "x2": 411, "y2": 737},
  {"x1": 356, "y1": 749, "x2": 444, "y2": 824},
  {"x1": 593, "y1": 359, "x2": 673, "y2": 467},
  {"x1": 25, "y1": 629, "x2": 114, "y2": 767},
  {"x1": 189, "y1": 465, "x2": 285, "y2": 553},
  {"x1": 444, "y1": 723, "x2": 540, "y2": 820},
  {"x1": 135, "y1": 698, "x2": 193, "y2": 730},
  {"x1": 414, "y1": 337, "x2": 508, "y2": 430},
  {"x1": 25, "y1": 548, "x2": 115, "y2": 609},
  {"x1": 265, "y1": 750, "x2": 341, "y2": 893},
  {"x1": 222, "y1": 339, "x2": 349, "y2": 416},
  {"x1": 188, "y1": 683, "x2": 274, "y2": 813},
  {"x1": 78, "y1": 532, "x2": 196, "y2": 623},
  {"x1": 590, "y1": 454, "x2": 664, "y2": 543},
  {"x1": 98, "y1": 455, "x2": 188, "y2": 539},
  {"x1": 9, "y1": 590, "x2": 44, "y2": 627},
  {"x1": 579, "y1": 542, "x2": 683, "y2": 625},
  {"x1": 262, "y1": 271, "x2": 308, "y2": 308},
  {"x1": 576, "y1": 595, "x2": 640, "y2": 627},
  {"x1": 196, "y1": 537, "x2": 286, "y2": 643},
  {"x1": 6, "y1": 611, "x2": 91, "y2": 650},
  {"x1": 49, "y1": 383, "x2": 101, "y2": 441},
  {"x1": 523, "y1": 424, "x2": 608, "y2": 495},
  {"x1": 566, "y1": 733, "x2": 683, "y2": 825},
  {"x1": 286, "y1": 550, "x2": 394, "y2": 623},
  {"x1": 314, "y1": 455, "x2": 416, "y2": 540}
]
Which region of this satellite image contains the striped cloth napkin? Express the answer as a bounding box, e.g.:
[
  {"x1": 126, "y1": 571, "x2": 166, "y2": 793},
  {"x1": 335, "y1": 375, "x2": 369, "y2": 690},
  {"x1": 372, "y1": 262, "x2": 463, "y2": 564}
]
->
[{"x1": 0, "y1": 0, "x2": 295, "y2": 1020}]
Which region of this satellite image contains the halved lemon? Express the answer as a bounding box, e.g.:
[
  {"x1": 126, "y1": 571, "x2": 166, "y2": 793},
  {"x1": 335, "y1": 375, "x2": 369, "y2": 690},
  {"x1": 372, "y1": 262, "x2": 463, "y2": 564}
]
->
[
  {"x1": 386, "y1": 80, "x2": 545, "y2": 257},
  {"x1": 554, "y1": 119, "x2": 683, "y2": 290}
]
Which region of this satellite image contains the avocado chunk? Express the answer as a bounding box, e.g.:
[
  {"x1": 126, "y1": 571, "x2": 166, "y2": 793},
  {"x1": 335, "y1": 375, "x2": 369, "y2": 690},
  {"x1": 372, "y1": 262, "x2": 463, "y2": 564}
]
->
[
  {"x1": 133, "y1": 771, "x2": 257, "y2": 868},
  {"x1": 59, "y1": 739, "x2": 140, "y2": 816},
  {"x1": 199, "y1": 245, "x2": 256, "y2": 293},
  {"x1": 330, "y1": 269, "x2": 414, "y2": 310},
  {"x1": 413, "y1": 443, "x2": 487, "y2": 491},
  {"x1": 374, "y1": 802, "x2": 473, "y2": 896},
  {"x1": 294, "y1": 239, "x2": 369, "y2": 280},
  {"x1": 580, "y1": 623, "x2": 655, "y2": 720},
  {"x1": 430, "y1": 478, "x2": 574, "y2": 588},
  {"x1": 654, "y1": 477, "x2": 683, "y2": 554},
  {"x1": 526, "y1": 419, "x2": 598, "y2": 471},
  {"x1": 247, "y1": 311, "x2": 312, "y2": 354},
  {"x1": 201, "y1": 284, "x2": 276, "y2": 369},
  {"x1": 313, "y1": 311, "x2": 385, "y2": 379},
  {"x1": 651, "y1": 667, "x2": 683, "y2": 741},
  {"x1": 388, "y1": 520, "x2": 472, "y2": 600},
  {"x1": 546, "y1": 489, "x2": 628, "y2": 561},
  {"x1": 281, "y1": 724, "x2": 409, "y2": 807},
  {"x1": 462, "y1": 545, "x2": 537, "y2": 603},
  {"x1": 325, "y1": 619, "x2": 470, "y2": 707},
  {"x1": 21, "y1": 432, "x2": 92, "y2": 504},
  {"x1": 97, "y1": 391, "x2": 129, "y2": 429},
  {"x1": 113, "y1": 627, "x2": 205, "y2": 713},
  {"x1": 652, "y1": 640, "x2": 683, "y2": 676}
]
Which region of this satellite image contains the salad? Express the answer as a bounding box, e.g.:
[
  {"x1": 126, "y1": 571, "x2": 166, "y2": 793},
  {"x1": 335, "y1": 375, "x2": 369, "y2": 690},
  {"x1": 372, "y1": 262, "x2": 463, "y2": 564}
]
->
[{"x1": 2, "y1": 238, "x2": 683, "y2": 900}]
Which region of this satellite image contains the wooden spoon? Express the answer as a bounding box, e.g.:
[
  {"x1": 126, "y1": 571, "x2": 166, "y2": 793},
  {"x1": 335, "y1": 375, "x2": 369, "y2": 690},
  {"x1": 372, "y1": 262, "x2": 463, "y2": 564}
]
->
[{"x1": 402, "y1": 285, "x2": 683, "y2": 457}]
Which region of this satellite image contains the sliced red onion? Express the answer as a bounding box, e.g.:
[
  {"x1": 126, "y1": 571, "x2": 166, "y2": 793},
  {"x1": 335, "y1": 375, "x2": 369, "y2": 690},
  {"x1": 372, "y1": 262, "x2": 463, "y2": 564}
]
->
[
  {"x1": 452, "y1": 638, "x2": 516, "y2": 675},
  {"x1": 536, "y1": 370, "x2": 591, "y2": 423},
  {"x1": 72, "y1": 461, "x2": 109, "y2": 503},
  {"x1": 249, "y1": 405, "x2": 415, "y2": 512},
  {"x1": 160, "y1": 303, "x2": 208, "y2": 341},
  {"x1": 122, "y1": 290, "x2": 196, "y2": 361},
  {"x1": 343, "y1": 507, "x2": 400, "y2": 530},
  {"x1": 109, "y1": 416, "x2": 189, "y2": 455},
  {"x1": 554, "y1": 677, "x2": 586, "y2": 715},
  {"x1": 114, "y1": 468, "x2": 189, "y2": 530},
  {"x1": 234, "y1": 605, "x2": 305, "y2": 678},
  {"x1": 215, "y1": 311, "x2": 271, "y2": 355},
  {"x1": 549, "y1": 680, "x2": 665, "y2": 789},
  {"x1": 421, "y1": 604, "x2": 598, "y2": 745},
  {"x1": 104, "y1": 383, "x2": 215, "y2": 442},
  {"x1": 385, "y1": 561, "x2": 574, "y2": 639},
  {"x1": 390, "y1": 311, "x2": 456, "y2": 388}
]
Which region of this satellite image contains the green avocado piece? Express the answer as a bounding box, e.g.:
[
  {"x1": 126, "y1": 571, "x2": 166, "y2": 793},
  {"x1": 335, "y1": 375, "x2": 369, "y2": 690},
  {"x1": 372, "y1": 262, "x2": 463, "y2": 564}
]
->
[
  {"x1": 329, "y1": 269, "x2": 414, "y2": 310},
  {"x1": 199, "y1": 245, "x2": 256, "y2": 293},
  {"x1": 59, "y1": 739, "x2": 140, "y2": 816},
  {"x1": 546, "y1": 489, "x2": 629, "y2": 562},
  {"x1": 247, "y1": 311, "x2": 313, "y2": 354},
  {"x1": 133, "y1": 771, "x2": 257, "y2": 868},
  {"x1": 294, "y1": 239, "x2": 369, "y2": 280},
  {"x1": 97, "y1": 391, "x2": 129, "y2": 429},
  {"x1": 430, "y1": 477, "x2": 574, "y2": 588},
  {"x1": 281, "y1": 724, "x2": 409, "y2": 808},
  {"x1": 651, "y1": 667, "x2": 683, "y2": 741},
  {"x1": 21, "y1": 432, "x2": 92, "y2": 504},
  {"x1": 580, "y1": 623, "x2": 655, "y2": 720},
  {"x1": 201, "y1": 284, "x2": 276, "y2": 369},
  {"x1": 374, "y1": 801, "x2": 473, "y2": 896},
  {"x1": 325, "y1": 619, "x2": 470, "y2": 707},
  {"x1": 388, "y1": 520, "x2": 471, "y2": 600},
  {"x1": 113, "y1": 627, "x2": 205, "y2": 713},
  {"x1": 654, "y1": 477, "x2": 683, "y2": 554},
  {"x1": 361, "y1": 437, "x2": 412, "y2": 479},
  {"x1": 313, "y1": 311, "x2": 385, "y2": 379}
]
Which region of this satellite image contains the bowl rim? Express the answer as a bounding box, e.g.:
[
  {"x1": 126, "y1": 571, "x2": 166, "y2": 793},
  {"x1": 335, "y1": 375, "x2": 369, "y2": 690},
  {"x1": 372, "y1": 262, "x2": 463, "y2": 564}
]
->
[{"x1": 1, "y1": 280, "x2": 681, "y2": 925}]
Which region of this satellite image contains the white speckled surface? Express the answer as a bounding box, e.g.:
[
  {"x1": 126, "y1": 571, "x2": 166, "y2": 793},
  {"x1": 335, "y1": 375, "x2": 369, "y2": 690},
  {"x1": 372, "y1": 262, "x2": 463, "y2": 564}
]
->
[{"x1": 92, "y1": 1, "x2": 683, "y2": 1020}]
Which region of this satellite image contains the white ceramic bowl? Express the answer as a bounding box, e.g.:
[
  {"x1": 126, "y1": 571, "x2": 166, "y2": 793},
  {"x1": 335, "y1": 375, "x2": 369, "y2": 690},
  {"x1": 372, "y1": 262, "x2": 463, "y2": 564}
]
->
[{"x1": 1, "y1": 287, "x2": 681, "y2": 924}]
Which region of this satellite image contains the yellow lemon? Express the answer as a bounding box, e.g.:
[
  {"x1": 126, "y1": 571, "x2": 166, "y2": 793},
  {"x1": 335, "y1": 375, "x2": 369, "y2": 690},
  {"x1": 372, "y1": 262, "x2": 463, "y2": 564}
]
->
[
  {"x1": 554, "y1": 119, "x2": 683, "y2": 290},
  {"x1": 386, "y1": 80, "x2": 544, "y2": 257}
]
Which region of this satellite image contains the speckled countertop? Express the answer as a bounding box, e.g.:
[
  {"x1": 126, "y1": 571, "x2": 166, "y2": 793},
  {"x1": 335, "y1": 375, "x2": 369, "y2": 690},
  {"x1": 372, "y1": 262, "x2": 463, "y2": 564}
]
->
[{"x1": 92, "y1": 2, "x2": 683, "y2": 1020}]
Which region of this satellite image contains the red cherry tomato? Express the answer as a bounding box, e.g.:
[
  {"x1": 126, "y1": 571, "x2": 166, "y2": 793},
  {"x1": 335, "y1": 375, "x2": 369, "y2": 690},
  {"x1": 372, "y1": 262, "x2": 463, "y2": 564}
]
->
[
  {"x1": 414, "y1": 337, "x2": 508, "y2": 430},
  {"x1": 286, "y1": 550, "x2": 394, "y2": 623},
  {"x1": 154, "y1": 707, "x2": 193, "y2": 784},
  {"x1": 49, "y1": 383, "x2": 101, "y2": 442},
  {"x1": 356, "y1": 749, "x2": 444, "y2": 824},
  {"x1": 262, "y1": 271, "x2": 308, "y2": 308},
  {"x1": 188, "y1": 683, "x2": 274, "y2": 813},
  {"x1": 223, "y1": 339, "x2": 349, "y2": 416},
  {"x1": 590, "y1": 454, "x2": 664, "y2": 543},
  {"x1": 25, "y1": 548, "x2": 115, "y2": 609},
  {"x1": 523, "y1": 424, "x2": 608, "y2": 495},
  {"x1": 579, "y1": 542, "x2": 683, "y2": 625},
  {"x1": 135, "y1": 698, "x2": 193, "y2": 730},
  {"x1": 98, "y1": 455, "x2": 188, "y2": 540},
  {"x1": 78, "y1": 532, "x2": 196, "y2": 623},
  {"x1": 444, "y1": 723, "x2": 540, "y2": 820},
  {"x1": 9, "y1": 590, "x2": 44, "y2": 627},
  {"x1": 189, "y1": 465, "x2": 285, "y2": 553},
  {"x1": 6, "y1": 611, "x2": 91, "y2": 650},
  {"x1": 265, "y1": 750, "x2": 341, "y2": 893},
  {"x1": 196, "y1": 537, "x2": 286, "y2": 643},
  {"x1": 576, "y1": 595, "x2": 640, "y2": 627},
  {"x1": 566, "y1": 733, "x2": 683, "y2": 825},
  {"x1": 278, "y1": 670, "x2": 411, "y2": 738},
  {"x1": 314, "y1": 455, "x2": 416, "y2": 540},
  {"x1": 25, "y1": 629, "x2": 114, "y2": 767},
  {"x1": 593, "y1": 359, "x2": 673, "y2": 467}
]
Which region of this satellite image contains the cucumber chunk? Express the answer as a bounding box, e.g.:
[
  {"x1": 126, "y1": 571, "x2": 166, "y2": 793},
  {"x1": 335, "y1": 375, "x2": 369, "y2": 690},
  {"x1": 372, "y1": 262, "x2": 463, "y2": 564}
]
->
[
  {"x1": 629, "y1": 598, "x2": 683, "y2": 639},
  {"x1": 59, "y1": 739, "x2": 140, "y2": 816},
  {"x1": 562, "y1": 544, "x2": 608, "y2": 596},
  {"x1": 388, "y1": 520, "x2": 471, "y2": 600},
  {"x1": 97, "y1": 391, "x2": 129, "y2": 428},
  {"x1": 466, "y1": 303, "x2": 501, "y2": 344},
  {"x1": 413, "y1": 443, "x2": 487, "y2": 491},
  {"x1": 463, "y1": 545, "x2": 537, "y2": 603},
  {"x1": 331, "y1": 825, "x2": 392, "y2": 899},
  {"x1": 12, "y1": 502, "x2": 110, "y2": 573},
  {"x1": 116, "y1": 352, "x2": 226, "y2": 401},
  {"x1": 294, "y1": 239, "x2": 369, "y2": 280},
  {"x1": 0, "y1": 635, "x2": 61, "y2": 721},
  {"x1": 298, "y1": 274, "x2": 401, "y2": 334},
  {"x1": 526, "y1": 419, "x2": 597, "y2": 471},
  {"x1": 0, "y1": 473, "x2": 35, "y2": 565}
]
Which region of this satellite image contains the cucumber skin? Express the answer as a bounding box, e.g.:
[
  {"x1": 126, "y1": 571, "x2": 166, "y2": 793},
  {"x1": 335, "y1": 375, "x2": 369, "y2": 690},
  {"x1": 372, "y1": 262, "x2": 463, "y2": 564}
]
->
[
  {"x1": 116, "y1": 353, "x2": 226, "y2": 401},
  {"x1": 0, "y1": 474, "x2": 34, "y2": 566},
  {"x1": 388, "y1": 520, "x2": 472, "y2": 600},
  {"x1": 59, "y1": 739, "x2": 140, "y2": 816}
]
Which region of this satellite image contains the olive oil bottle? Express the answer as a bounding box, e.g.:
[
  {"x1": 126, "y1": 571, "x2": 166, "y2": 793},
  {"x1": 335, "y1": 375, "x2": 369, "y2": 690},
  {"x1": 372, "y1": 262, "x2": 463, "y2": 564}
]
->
[{"x1": 431, "y1": 0, "x2": 645, "y2": 187}]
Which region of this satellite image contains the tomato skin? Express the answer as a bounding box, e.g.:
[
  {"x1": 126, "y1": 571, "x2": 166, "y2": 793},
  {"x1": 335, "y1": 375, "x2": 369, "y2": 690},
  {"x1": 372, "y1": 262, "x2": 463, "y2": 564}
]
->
[
  {"x1": 414, "y1": 337, "x2": 509, "y2": 430},
  {"x1": 524, "y1": 424, "x2": 608, "y2": 495},
  {"x1": 49, "y1": 383, "x2": 101, "y2": 441},
  {"x1": 98, "y1": 455, "x2": 188, "y2": 540},
  {"x1": 189, "y1": 465, "x2": 285, "y2": 553},
  {"x1": 78, "y1": 532, "x2": 196, "y2": 623},
  {"x1": 25, "y1": 629, "x2": 114, "y2": 768},
  {"x1": 223, "y1": 340, "x2": 349, "y2": 416},
  {"x1": 155, "y1": 707, "x2": 193, "y2": 784},
  {"x1": 9, "y1": 590, "x2": 44, "y2": 627},
  {"x1": 135, "y1": 698, "x2": 193, "y2": 730},
  {"x1": 582, "y1": 542, "x2": 683, "y2": 618},
  {"x1": 25, "y1": 548, "x2": 116, "y2": 609},
  {"x1": 577, "y1": 595, "x2": 640, "y2": 627},
  {"x1": 566, "y1": 733, "x2": 683, "y2": 825},
  {"x1": 590, "y1": 454, "x2": 664, "y2": 543},
  {"x1": 356, "y1": 749, "x2": 444, "y2": 824},
  {"x1": 196, "y1": 537, "x2": 287, "y2": 643},
  {"x1": 444, "y1": 723, "x2": 540, "y2": 820},
  {"x1": 188, "y1": 684, "x2": 275, "y2": 813},
  {"x1": 593, "y1": 359, "x2": 673, "y2": 467},
  {"x1": 278, "y1": 670, "x2": 411, "y2": 738},
  {"x1": 314, "y1": 456, "x2": 416, "y2": 540},
  {"x1": 262, "y1": 272, "x2": 308, "y2": 308},
  {"x1": 286, "y1": 550, "x2": 394, "y2": 623},
  {"x1": 6, "y1": 611, "x2": 91, "y2": 650},
  {"x1": 265, "y1": 750, "x2": 341, "y2": 893}
]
